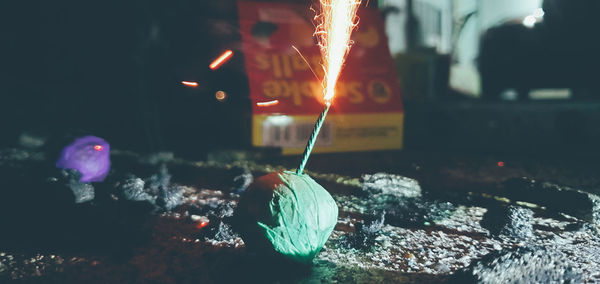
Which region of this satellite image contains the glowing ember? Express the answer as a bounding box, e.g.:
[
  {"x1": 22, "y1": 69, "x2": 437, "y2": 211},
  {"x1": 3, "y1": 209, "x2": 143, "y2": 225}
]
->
[
  {"x1": 215, "y1": 90, "x2": 227, "y2": 101},
  {"x1": 315, "y1": 0, "x2": 361, "y2": 103},
  {"x1": 181, "y1": 81, "x2": 199, "y2": 87},
  {"x1": 196, "y1": 221, "x2": 209, "y2": 229},
  {"x1": 93, "y1": 145, "x2": 103, "y2": 151},
  {"x1": 209, "y1": 50, "x2": 234, "y2": 70},
  {"x1": 256, "y1": 100, "x2": 280, "y2": 107}
]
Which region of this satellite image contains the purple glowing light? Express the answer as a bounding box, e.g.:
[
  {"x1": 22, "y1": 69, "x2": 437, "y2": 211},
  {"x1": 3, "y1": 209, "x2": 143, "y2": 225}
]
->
[{"x1": 56, "y1": 136, "x2": 111, "y2": 182}]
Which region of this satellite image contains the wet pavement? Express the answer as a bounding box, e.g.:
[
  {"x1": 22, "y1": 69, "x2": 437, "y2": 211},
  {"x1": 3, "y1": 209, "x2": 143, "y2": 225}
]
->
[{"x1": 0, "y1": 148, "x2": 599, "y2": 283}]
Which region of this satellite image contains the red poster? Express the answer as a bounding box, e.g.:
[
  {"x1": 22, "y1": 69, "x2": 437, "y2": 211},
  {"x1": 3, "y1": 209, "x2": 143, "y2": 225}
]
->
[{"x1": 239, "y1": 1, "x2": 404, "y2": 154}]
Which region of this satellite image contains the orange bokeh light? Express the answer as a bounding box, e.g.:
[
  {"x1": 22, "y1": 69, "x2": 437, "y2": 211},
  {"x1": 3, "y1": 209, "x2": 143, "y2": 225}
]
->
[
  {"x1": 215, "y1": 90, "x2": 227, "y2": 101},
  {"x1": 196, "y1": 221, "x2": 209, "y2": 229}
]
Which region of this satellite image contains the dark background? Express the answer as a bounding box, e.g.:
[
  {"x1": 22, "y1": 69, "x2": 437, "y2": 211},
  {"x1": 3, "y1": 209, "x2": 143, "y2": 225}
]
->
[
  {"x1": 2, "y1": 0, "x2": 600, "y2": 159},
  {"x1": 1, "y1": 1, "x2": 251, "y2": 158}
]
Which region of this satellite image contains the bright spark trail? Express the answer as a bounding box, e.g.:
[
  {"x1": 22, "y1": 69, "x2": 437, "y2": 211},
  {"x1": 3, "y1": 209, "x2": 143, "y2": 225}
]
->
[
  {"x1": 256, "y1": 100, "x2": 280, "y2": 107},
  {"x1": 316, "y1": 0, "x2": 361, "y2": 103},
  {"x1": 181, "y1": 81, "x2": 199, "y2": 87},
  {"x1": 297, "y1": 0, "x2": 361, "y2": 175},
  {"x1": 209, "y1": 50, "x2": 234, "y2": 70}
]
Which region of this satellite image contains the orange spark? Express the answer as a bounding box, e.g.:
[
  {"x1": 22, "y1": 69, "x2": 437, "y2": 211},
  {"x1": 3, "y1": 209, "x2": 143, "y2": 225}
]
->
[
  {"x1": 256, "y1": 100, "x2": 280, "y2": 107},
  {"x1": 181, "y1": 81, "x2": 199, "y2": 87},
  {"x1": 209, "y1": 50, "x2": 234, "y2": 70},
  {"x1": 196, "y1": 221, "x2": 209, "y2": 229},
  {"x1": 315, "y1": 0, "x2": 361, "y2": 103}
]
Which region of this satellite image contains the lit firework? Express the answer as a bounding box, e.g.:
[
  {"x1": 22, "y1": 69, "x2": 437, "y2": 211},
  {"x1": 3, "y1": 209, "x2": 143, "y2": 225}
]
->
[
  {"x1": 297, "y1": 0, "x2": 361, "y2": 174},
  {"x1": 315, "y1": 0, "x2": 361, "y2": 103}
]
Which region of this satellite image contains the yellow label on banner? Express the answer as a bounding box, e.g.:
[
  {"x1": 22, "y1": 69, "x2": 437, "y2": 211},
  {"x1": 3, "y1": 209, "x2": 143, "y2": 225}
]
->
[{"x1": 253, "y1": 112, "x2": 404, "y2": 155}]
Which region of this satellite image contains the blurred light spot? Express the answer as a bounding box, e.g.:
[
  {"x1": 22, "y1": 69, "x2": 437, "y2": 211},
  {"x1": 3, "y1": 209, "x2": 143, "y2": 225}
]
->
[
  {"x1": 500, "y1": 88, "x2": 519, "y2": 100},
  {"x1": 209, "y1": 50, "x2": 234, "y2": 70},
  {"x1": 529, "y1": 89, "x2": 572, "y2": 100},
  {"x1": 256, "y1": 100, "x2": 280, "y2": 107},
  {"x1": 533, "y1": 8, "x2": 544, "y2": 18},
  {"x1": 265, "y1": 115, "x2": 292, "y2": 126},
  {"x1": 93, "y1": 145, "x2": 103, "y2": 151},
  {"x1": 497, "y1": 161, "x2": 505, "y2": 167},
  {"x1": 215, "y1": 90, "x2": 227, "y2": 102},
  {"x1": 196, "y1": 221, "x2": 209, "y2": 229},
  {"x1": 181, "y1": 81, "x2": 199, "y2": 87},
  {"x1": 523, "y1": 15, "x2": 537, "y2": 28}
]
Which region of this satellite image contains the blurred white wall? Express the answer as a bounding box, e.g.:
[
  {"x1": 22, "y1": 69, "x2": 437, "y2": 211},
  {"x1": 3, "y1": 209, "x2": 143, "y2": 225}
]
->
[
  {"x1": 451, "y1": 0, "x2": 542, "y2": 95},
  {"x1": 381, "y1": 0, "x2": 452, "y2": 55},
  {"x1": 382, "y1": 0, "x2": 408, "y2": 54},
  {"x1": 381, "y1": 0, "x2": 544, "y2": 95},
  {"x1": 478, "y1": 0, "x2": 542, "y2": 31}
]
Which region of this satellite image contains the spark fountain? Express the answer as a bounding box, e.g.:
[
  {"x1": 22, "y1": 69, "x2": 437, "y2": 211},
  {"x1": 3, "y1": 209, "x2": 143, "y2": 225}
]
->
[{"x1": 234, "y1": 0, "x2": 362, "y2": 264}]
